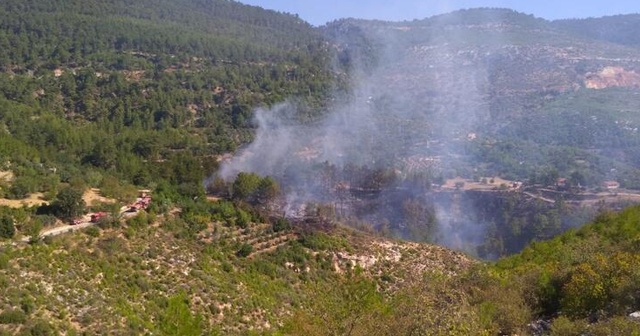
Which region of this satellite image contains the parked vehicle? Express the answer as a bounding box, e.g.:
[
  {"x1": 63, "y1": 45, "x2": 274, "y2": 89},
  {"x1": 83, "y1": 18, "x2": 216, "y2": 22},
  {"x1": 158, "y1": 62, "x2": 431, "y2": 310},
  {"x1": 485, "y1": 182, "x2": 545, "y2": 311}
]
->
[{"x1": 90, "y1": 212, "x2": 107, "y2": 223}]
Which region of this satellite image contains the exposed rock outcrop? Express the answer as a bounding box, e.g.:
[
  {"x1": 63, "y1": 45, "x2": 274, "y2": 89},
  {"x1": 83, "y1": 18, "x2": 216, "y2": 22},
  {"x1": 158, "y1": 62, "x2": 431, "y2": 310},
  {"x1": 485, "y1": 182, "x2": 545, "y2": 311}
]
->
[{"x1": 585, "y1": 66, "x2": 640, "y2": 89}]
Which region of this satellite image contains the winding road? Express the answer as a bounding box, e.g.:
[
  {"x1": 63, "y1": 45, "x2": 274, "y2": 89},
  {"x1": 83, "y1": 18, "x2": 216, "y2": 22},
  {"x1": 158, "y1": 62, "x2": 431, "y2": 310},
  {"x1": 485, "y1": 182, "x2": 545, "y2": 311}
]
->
[{"x1": 21, "y1": 206, "x2": 134, "y2": 243}]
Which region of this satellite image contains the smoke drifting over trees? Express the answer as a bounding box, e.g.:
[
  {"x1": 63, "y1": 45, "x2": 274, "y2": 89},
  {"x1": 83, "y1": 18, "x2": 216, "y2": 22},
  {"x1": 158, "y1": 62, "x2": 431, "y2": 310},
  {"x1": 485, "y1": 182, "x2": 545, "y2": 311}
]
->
[
  {"x1": 218, "y1": 11, "x2": 498, "y2": 253},
  {"x1": 219, "y1": 9, "x2": 640, "y2": 257}
]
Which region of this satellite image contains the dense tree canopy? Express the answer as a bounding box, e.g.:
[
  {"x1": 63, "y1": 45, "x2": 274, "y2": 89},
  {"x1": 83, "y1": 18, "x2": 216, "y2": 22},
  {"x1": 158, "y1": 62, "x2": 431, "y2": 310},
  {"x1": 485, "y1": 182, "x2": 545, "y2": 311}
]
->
[
  {"x1": 0, "y1": 0, "x2": 338, "y2": 207},
  {"x1": 51, "y1": 187, "x2": 86, "y2": 221},
  {"x1": 0, "y1": 214, "x2": 15, "y2": 239}
]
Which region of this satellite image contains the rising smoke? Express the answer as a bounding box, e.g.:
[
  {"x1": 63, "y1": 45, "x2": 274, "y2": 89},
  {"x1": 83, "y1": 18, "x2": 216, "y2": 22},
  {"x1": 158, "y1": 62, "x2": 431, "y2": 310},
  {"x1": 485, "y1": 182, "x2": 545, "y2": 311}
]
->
[{"x1": 218, "y1": 11, "x2": 507, "y2": 254}]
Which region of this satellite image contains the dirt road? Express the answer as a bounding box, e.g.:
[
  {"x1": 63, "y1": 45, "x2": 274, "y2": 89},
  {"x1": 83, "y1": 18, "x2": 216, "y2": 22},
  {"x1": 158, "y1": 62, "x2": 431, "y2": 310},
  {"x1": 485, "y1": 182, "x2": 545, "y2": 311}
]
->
[
  {"x1": 522, "y1": 191, "x2": 556, "y2": 204},
  {"x1": 22, "y1": 205, "x2": 135, "y2": 242},
  {"x1": 20, "y1": 214, "x2": 94, "y2": 242}
]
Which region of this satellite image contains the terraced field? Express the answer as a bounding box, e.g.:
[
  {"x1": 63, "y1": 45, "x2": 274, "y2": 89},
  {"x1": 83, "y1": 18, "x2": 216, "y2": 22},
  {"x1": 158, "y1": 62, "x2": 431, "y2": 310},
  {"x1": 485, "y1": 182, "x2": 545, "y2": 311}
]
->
[{"x1": 198, "y1": 222, "x2": 297, "y2": 257}]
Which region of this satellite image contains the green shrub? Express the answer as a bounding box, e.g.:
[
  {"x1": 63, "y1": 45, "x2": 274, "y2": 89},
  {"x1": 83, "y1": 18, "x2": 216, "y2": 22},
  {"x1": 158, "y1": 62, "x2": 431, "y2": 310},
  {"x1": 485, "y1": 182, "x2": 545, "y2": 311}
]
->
[
  {"x1": 84, "y1": 226, "x2": 100, "y2": 237},
  {"x1": 0, "y1": 254, "x2": 9, "y2": 269},
  {"x1": 589, "y1": 317, "x2": 640, "y2": 336},
  {"x1": 0, "y1": 308, "x2": 27, "y2": 324},
  {"x1": 20, "y1": 296, "x2": 35, "y2": 315},
  {"x1": 299, "y1": 232, "x2": 347, "y2": 251},
  {"x1": 0, "y1": 215, "x2": 15, "y2": 239},
  {"x1": 550, "y1": 316, "x2": 587, "y2": 336},
  {"x1": 236, "y1": 209, "x2": 251, "y2": 229},
  {"x1": 221, "y1": 261, "x2": 233, "y2": 273},
  {"x1": 273, "y1": 218, "x2": 290, "y2": 232},
  {"x1": 26, "y1": 319, "x2": 55, "y2": 335},
  {"x1": 157, "y1": 293, "x2": 203, "y2": 336},
  {"x1": 236, "y1": 243, "x2": 253, "y2": 257}
]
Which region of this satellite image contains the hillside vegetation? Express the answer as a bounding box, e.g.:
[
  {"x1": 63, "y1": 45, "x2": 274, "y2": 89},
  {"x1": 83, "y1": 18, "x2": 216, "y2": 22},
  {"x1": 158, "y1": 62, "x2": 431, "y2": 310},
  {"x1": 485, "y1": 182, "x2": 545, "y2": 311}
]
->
[
  {"x1": 0, "y1": 209, "x2": 476, "y2": 335},
  {"x1": 321, "y1": 9, "x2": 640, "y2": 189},
  {"x1": 1, "y1": 201, "x2": 640, "y2": 334},
  {"x1": 0, "y1": 0, "x2": 336, "y2": 205},
  {"x1": 1, "y1": 1, "x2": 640, "y2": 334}
]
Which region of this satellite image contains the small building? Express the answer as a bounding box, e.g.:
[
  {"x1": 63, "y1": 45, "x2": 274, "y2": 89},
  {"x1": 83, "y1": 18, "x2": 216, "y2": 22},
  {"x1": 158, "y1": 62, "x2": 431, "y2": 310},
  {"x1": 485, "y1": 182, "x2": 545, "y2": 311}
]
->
[
  {"x1": 556, "y1": 178, "x2": 567, "y2": 188},
  {"x1": 602, "y1": 180, "x2": 620, "y2": 190}
]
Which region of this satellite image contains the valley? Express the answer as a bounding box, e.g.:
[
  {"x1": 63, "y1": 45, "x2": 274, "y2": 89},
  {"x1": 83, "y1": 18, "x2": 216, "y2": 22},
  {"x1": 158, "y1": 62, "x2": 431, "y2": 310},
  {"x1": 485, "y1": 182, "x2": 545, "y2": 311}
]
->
[{"x1": 0, "y1": 1, "x2": 639, "y2": 334}]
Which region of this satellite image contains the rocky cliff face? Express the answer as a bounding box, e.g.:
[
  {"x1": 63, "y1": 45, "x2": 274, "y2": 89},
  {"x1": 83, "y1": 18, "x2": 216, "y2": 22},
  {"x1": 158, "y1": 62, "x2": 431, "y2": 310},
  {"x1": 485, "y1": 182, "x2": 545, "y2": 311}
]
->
[{"x1": 585, "y1": 66, "x2": 640, "y2": 89}]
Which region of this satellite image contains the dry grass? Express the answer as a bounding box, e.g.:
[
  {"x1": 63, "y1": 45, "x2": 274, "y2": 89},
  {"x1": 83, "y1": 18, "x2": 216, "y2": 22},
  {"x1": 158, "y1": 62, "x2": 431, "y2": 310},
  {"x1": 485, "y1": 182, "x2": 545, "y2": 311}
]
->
[
  {"x1": 0, "y1": 187, "x2": 116, "y2": 209},
  {"x1": 442, "y1": 176, "x2": 517, "y2": 190},
  {"x1": 82, "y1": 188, "x2": 116, "y2": 206},
  {"x1": 0, "y1": 192, "x2": 48, "y2": 208},
  {"x1": 0, "y1": 170, "x2": 14, "y2": 181}
]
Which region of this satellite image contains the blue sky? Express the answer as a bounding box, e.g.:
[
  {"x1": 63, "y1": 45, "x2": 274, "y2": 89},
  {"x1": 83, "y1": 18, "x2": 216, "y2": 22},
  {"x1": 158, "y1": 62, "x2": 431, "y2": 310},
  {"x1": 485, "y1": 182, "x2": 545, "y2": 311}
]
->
[{"x1": 237, "y1": 0, "x2": 640, "y2": 26}]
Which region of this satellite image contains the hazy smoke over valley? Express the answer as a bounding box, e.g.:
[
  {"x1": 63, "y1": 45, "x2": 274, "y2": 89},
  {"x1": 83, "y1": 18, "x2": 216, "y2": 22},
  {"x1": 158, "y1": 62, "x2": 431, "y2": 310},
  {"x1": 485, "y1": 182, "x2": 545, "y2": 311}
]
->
[
  {"x1": 216, "y1": 11, "x2": 508, "y2": 253},
  {"x1": 217, "y1": 9, "x2": 639, "y2": 256}
]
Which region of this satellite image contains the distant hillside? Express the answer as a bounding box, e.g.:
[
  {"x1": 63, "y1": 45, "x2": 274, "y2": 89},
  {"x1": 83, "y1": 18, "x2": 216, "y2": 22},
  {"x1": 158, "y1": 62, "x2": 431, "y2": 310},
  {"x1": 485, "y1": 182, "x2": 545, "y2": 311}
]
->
[
  {"x1": 0, "y1": 0, "x2": 336, "y2": 204},
  {"x1": 552, "y1": 14, "x2": 640, "y2": 47},
  {"x1": 320, "y1": 8, "x2": 640, "y2": 187},
  {"x1": 0, "y1": 0, "x2": 323, "y2": 63}
]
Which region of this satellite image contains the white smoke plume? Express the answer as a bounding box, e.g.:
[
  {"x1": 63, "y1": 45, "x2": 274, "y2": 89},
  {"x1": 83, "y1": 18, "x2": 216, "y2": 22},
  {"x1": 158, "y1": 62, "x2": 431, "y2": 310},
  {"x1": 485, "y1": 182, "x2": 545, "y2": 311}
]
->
[{"x1": 217, "y1": 10, "x2": 517, "y2": 254}]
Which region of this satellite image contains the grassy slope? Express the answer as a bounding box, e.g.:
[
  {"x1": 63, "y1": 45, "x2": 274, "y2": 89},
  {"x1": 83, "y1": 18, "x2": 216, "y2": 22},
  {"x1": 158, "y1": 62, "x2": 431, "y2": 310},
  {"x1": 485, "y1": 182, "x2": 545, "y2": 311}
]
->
[
  {"x1": 486, "y1": 205, "x2": 640, "y2": 334},
  {"x1": 0, "y1": 214, "x2": 473, "y2": 335},
  {"x1": 1, "y1": 205, "x2": 640, "y2": 335}
]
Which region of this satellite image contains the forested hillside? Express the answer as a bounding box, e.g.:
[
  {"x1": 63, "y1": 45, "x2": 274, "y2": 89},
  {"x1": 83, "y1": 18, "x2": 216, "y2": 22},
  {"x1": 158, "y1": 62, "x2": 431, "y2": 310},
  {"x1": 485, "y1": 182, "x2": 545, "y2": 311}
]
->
[
  {"x1": 0, "y1": 0, "x2": 326, "y2": 63},
  {"x1": 552, "y1": 14, "x2": 640, "y2": 47},
  {"x1": 208, "y1": 9, "x2": 640, "y2": 257},
  {"x1": 0, "y1": 0, "x2": 336, "y2": 203},
  {"x1": 320, "y1": 9, "x2": 640, "y2": 189}
]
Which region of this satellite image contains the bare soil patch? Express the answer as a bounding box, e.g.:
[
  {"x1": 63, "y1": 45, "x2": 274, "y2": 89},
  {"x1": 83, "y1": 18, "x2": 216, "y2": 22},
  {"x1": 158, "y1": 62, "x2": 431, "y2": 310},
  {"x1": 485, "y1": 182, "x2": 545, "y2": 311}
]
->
[
  {"x1": 0, "y1": 192, "x2": 48, "y2": 208},
  {"x1": 206, "y1": 196, "x2": 221, "y2": 202},
  {"x1": 442, "y1": 177, "x2": 517, "y2": 191},
  {"x1": 0, "y1": 170, "x2": 14, "y2": 182},
  {"x1": 83, "y1": 188, "x2": 116, "y2": 206}
]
